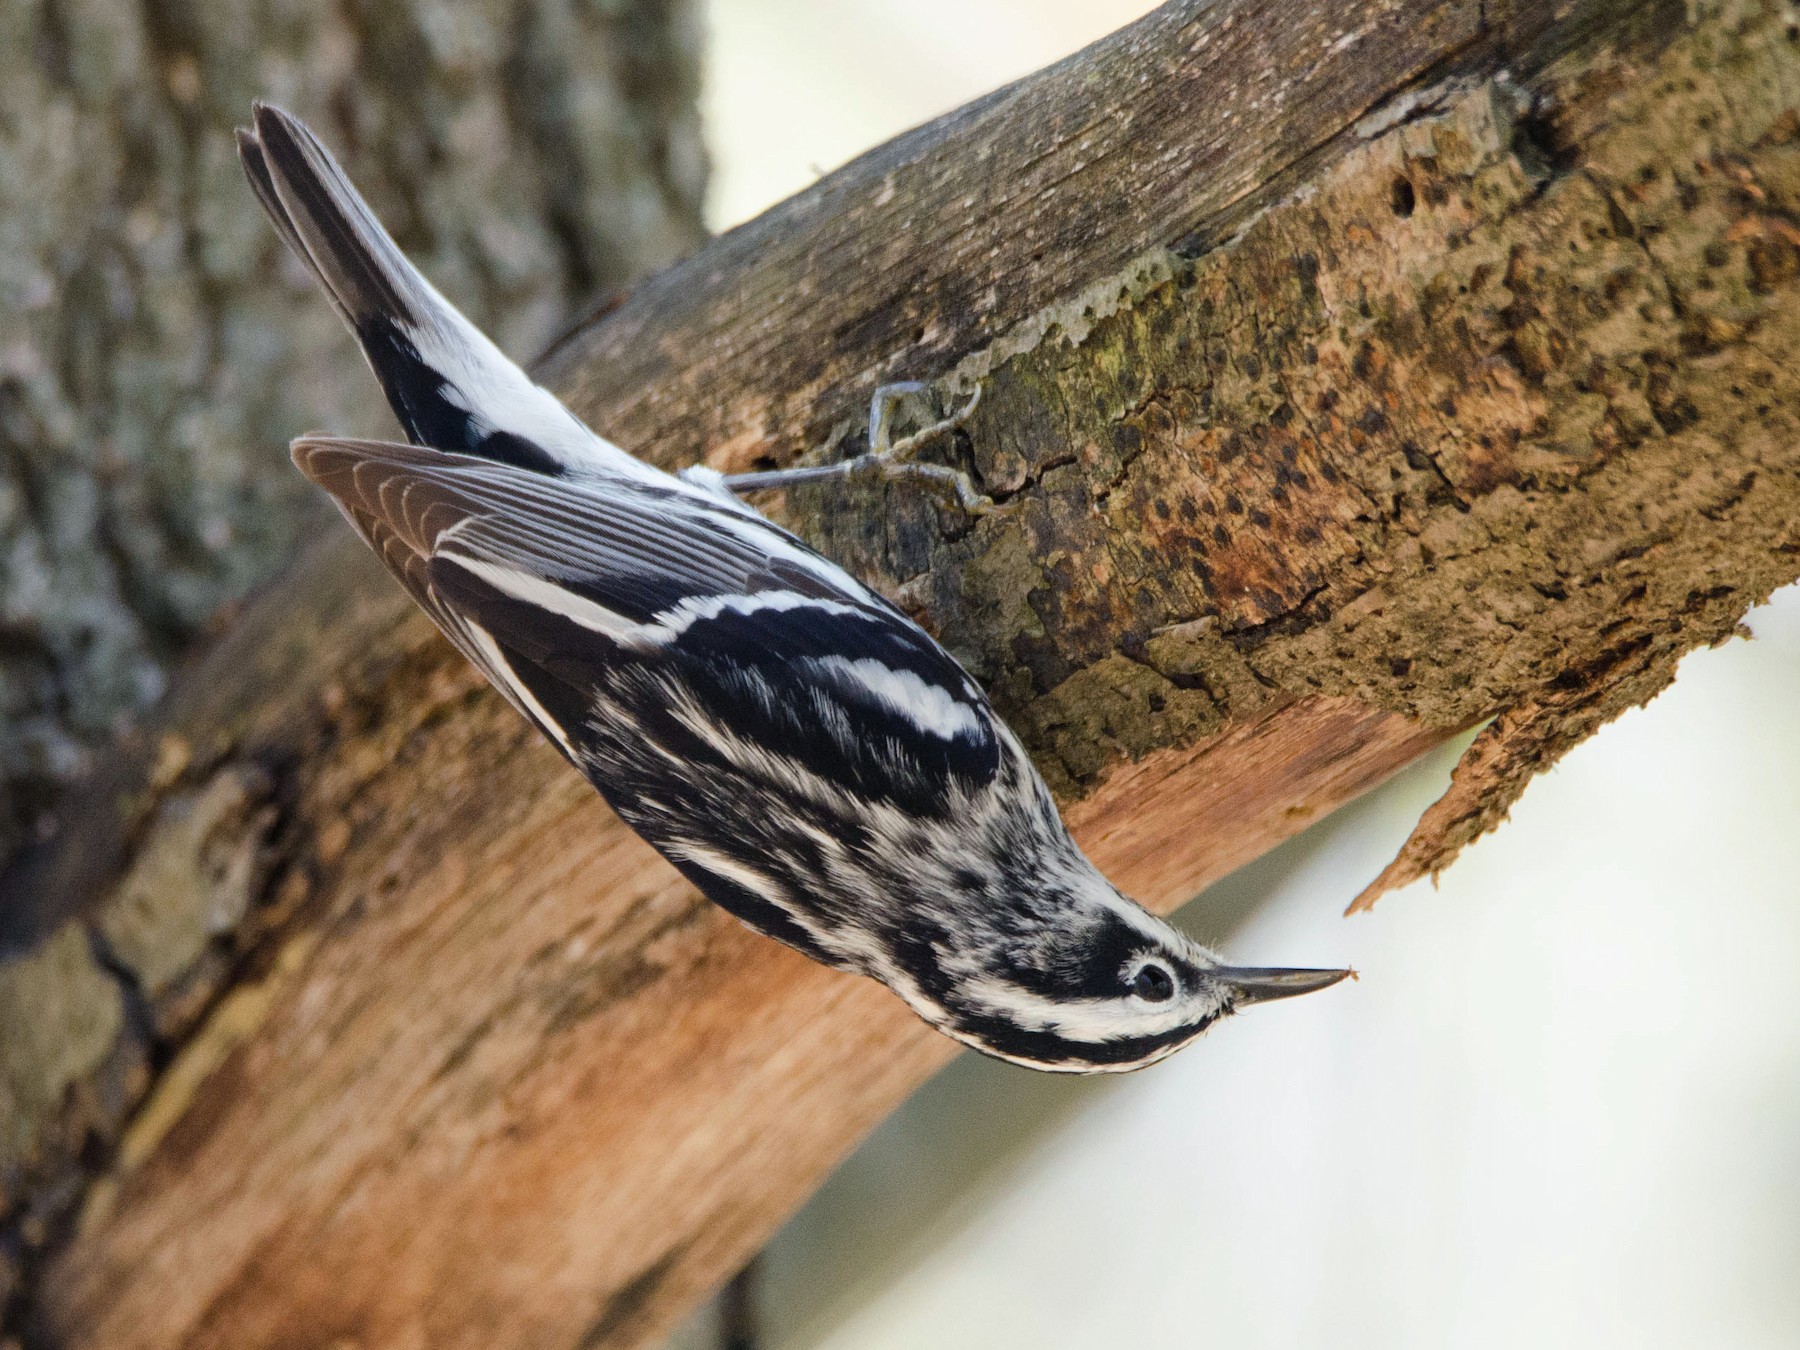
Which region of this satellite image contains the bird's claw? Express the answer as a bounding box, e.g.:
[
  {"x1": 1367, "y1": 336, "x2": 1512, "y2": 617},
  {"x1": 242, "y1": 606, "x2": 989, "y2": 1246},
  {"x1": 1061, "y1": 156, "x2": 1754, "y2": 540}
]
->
[{"x1": 719, "y1": 381, "x2": 1003, "y2": 516}]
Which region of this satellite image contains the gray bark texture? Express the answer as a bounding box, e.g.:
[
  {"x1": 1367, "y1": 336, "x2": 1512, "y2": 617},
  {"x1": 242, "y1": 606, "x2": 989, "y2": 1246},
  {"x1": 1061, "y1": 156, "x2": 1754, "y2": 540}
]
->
[
  {"x1": 0, "y1": 0, "x2": 706, "y2": 867},
  {"x1": 9, "y1": 1, "x2": 1800, "y2": 1347},
  {"x1": 0, "y1": 0, "x2": 705, "y2": 1328}
]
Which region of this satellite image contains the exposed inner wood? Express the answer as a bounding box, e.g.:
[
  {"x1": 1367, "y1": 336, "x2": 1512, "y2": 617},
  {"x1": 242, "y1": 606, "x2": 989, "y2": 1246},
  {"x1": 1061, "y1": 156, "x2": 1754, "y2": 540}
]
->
[
  {"x1": 10, "y1": 1, "x2": 1800, "y2": 1347},
  {"x1": 51, "y1": 680, "x2": 1439, "y2": 1350}
]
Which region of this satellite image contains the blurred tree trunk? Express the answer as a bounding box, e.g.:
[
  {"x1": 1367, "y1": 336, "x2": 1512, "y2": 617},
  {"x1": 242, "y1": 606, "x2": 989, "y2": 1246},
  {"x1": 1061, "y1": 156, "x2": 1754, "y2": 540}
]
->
[
  {"x1": 0, "y1": 0, "x2": 704, "y2": 1332},
  {"x1": 10, "y1": 1, "x2": 1800, "y2": 1349},
  {"x1": 0, "y1": 0, "x2": 706, "y2": 866}
]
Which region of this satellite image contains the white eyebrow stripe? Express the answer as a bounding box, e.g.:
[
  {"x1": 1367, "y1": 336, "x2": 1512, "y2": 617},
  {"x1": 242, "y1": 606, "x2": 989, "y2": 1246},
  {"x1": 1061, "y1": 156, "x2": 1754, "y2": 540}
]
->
[
  {"x1": 441, "y1": 551, "x2": 641, "y2": 643},
  {"x1": 808, "y1": 656, "x2": 984, "y2": 739},
  {"x1": 954, "y1": 975, "x2": 1209, "y2": 1043}
]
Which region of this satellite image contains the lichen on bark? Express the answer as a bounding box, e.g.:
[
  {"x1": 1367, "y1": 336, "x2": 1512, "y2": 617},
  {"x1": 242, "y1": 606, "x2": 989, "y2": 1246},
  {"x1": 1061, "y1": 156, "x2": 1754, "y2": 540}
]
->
[
  {"x1": 801, "y1": 0, "x2": 1800, "y2": 893},
  {"x1": 13, "y1": 3, "x2": 1800, "y2": 1347},
  {"x1": 0, "y1": 0, "x2": 706, "y2": 1334}
]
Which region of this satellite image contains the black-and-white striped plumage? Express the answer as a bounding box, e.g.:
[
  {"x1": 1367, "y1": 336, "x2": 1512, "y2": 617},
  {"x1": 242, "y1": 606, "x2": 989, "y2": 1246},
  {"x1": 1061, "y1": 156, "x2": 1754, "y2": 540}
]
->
[{"x1": 239, "y1": 104, "x2": 1347, "y2": 1072}]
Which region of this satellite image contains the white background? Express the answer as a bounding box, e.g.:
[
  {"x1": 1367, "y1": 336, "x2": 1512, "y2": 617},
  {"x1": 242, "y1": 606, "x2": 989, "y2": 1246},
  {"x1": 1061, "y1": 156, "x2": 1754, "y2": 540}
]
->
[{"x1": 672, "y1": 3, "x2": 1800, "y2": 1345}]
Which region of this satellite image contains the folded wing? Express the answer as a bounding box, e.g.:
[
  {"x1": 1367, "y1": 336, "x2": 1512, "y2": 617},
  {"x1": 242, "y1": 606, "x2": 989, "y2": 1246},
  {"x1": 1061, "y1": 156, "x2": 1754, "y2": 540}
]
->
[{"x1": 292, "y1": 437, "x2": 1002, "y2": 802}]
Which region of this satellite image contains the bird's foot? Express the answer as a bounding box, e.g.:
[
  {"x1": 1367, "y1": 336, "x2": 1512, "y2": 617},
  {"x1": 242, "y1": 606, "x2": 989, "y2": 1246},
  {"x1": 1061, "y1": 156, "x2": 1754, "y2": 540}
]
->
[{"x1": 721, "y1": 382, "x2": 1004, "y2": 515}]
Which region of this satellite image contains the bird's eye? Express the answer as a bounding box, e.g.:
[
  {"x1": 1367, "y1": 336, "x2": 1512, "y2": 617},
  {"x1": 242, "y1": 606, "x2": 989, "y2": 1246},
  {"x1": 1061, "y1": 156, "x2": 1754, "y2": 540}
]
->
[{"x1": 1131, "y1": 963, "x2": 1175, "y2": 1002}]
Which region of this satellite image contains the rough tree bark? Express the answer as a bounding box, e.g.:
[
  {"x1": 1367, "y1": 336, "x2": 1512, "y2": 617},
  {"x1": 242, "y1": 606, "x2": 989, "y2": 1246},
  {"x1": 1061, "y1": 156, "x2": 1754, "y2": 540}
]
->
[
  {"x1": 0, "y1": 0, "x2": 706, "y2": 867},
  {"x1": 0, "y1": 0, "x2": 709, "y2": 1334},
  {"x1": 10, "y1": 0, "x2": 1800, "y2": 1346}
]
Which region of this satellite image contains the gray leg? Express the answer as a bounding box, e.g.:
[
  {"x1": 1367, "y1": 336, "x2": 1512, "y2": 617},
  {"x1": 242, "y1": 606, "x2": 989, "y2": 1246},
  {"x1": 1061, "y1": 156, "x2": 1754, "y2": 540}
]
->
[
  {"x1": 722, "y1": 382, "x2": 1000, "y2": 514},
  {"x1": 867, "y1": 381, "x2": 932, "y2": 456}
]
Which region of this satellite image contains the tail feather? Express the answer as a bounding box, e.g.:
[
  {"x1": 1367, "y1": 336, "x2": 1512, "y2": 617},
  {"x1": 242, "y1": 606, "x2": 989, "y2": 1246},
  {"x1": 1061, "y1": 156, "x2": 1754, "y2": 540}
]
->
[
  {"x1": 236, "y1": 129, "x2": 316, "y2": 301},
  {"x1": 239, "y1": 112, "x2": 421, "y2": 329},
  {"x1": 239, "y1": 102, "x2": 625, "y2": 478}
]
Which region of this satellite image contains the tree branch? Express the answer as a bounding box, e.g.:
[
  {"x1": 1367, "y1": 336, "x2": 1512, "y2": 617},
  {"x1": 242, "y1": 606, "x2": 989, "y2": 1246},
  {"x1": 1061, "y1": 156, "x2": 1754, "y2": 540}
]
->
[{"x1": 10, "y1": 0, "x2": 1799, "y2": 1346}]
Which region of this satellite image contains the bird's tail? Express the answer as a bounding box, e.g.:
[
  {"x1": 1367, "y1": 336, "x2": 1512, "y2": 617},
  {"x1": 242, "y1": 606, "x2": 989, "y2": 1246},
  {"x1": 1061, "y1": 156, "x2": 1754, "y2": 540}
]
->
[{"x1": 237, "y1": 102, "x2": 604, "y2": 476}]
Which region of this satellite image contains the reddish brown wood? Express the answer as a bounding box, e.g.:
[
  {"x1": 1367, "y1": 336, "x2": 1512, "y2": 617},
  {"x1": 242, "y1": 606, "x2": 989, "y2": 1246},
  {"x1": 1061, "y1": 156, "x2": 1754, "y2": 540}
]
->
[
  {"x1": 24, "y1": 2, "x2": 1800, "y2": 1348},
  {"x1": 50, "y1": 687, "x2": 1434, "y2": 1350}
]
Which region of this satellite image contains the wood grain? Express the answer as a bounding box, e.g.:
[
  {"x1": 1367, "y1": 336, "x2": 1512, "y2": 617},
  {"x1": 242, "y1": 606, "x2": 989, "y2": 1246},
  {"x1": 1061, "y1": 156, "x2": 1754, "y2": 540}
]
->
[
  {"x1": 21, "y1": 1, "x2": 1800, "y2": 1347},
  {"x1": 539, "y1": 0, "x2": 1627, "y2": 473},
  {"x1": 50, "y1": 688, "x2": 1437, "y2": 1350},
  {"x1": 1067, "y1": 699, "x2": 1452, "y2": 911}
]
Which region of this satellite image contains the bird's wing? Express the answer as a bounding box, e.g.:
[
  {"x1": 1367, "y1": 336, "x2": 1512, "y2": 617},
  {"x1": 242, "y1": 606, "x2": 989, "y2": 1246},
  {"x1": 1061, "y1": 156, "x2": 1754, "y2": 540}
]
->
[{"x1": 293, "y1": 436, "x2": 1002, "y2": 798}]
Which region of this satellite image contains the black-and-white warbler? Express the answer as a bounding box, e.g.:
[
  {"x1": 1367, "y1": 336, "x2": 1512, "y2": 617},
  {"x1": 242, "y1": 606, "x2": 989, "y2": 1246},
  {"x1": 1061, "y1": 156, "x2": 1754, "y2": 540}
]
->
[{"x1": 238, "y1": 104, "x2": 1349, "y2": 1072}]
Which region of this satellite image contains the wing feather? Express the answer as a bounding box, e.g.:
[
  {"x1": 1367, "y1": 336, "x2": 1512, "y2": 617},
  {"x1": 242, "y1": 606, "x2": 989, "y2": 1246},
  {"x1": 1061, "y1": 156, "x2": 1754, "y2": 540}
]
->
[
  {"x1": 292, "y1": 434, "x2": 889, "y2": 663},
  {"x1": 292, "y1": 435, "x2": 838, "y2": 610},
  {"x1": 292, "y1": 435, "x2": 1002, "y2": 800}
]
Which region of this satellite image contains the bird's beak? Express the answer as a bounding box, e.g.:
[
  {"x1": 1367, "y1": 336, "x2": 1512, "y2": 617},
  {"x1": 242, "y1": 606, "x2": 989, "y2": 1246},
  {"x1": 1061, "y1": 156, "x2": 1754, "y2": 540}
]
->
[{"x1": 1214, "y1": 965, "x2": 1354, "y2": 1006}]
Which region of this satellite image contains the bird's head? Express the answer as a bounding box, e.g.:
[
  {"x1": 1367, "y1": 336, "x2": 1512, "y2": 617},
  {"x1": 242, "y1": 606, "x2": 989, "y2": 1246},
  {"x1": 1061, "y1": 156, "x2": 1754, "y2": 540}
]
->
[{"x1": 909, "y1": 873, "x2": 1350, "y2": 1073}]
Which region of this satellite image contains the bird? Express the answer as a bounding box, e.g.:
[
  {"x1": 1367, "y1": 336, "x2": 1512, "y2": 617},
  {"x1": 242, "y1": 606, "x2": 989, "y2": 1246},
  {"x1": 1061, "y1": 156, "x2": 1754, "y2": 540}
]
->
[{"x1": 236, "y1": 102, "x2": 1350, "y2": 1072}]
